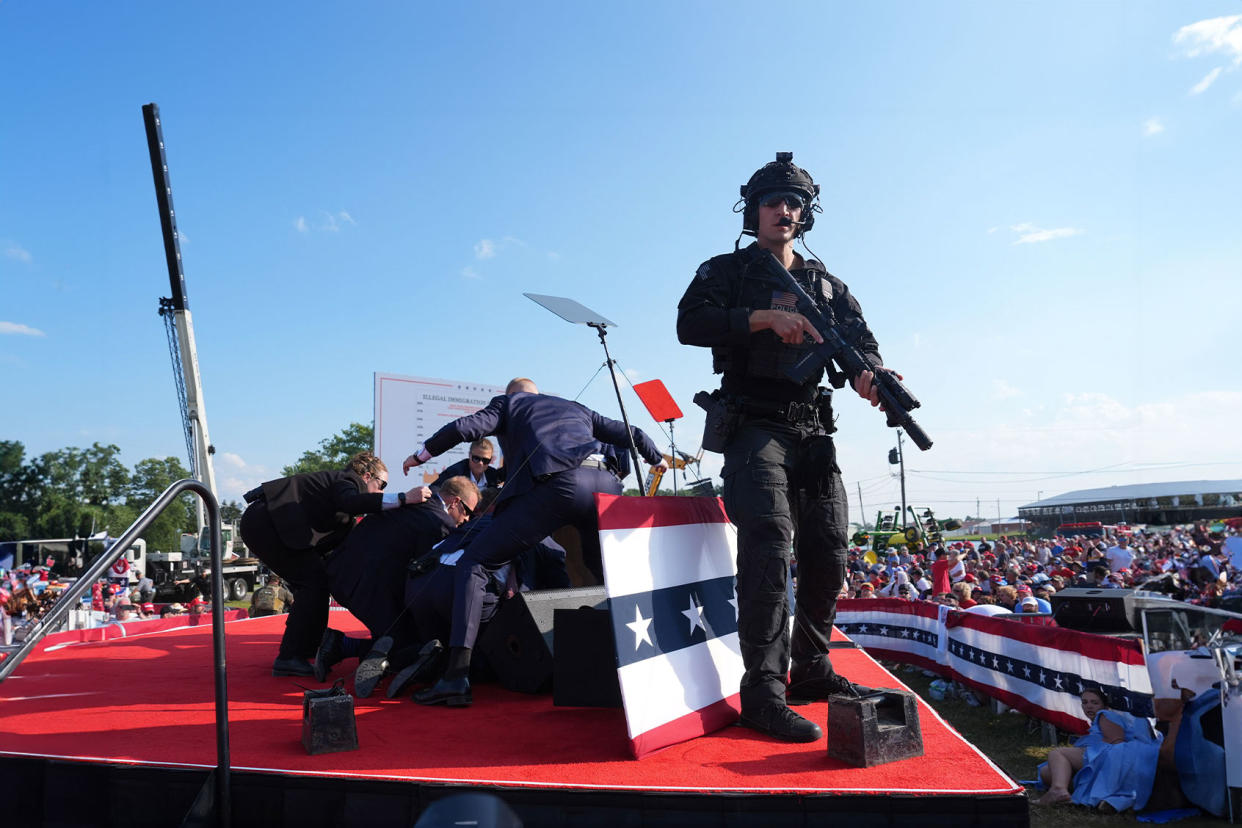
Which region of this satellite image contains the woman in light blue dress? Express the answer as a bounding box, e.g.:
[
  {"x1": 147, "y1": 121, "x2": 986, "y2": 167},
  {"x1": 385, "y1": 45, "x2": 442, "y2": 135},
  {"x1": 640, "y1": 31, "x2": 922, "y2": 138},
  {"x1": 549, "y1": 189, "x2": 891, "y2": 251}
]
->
[{"x1": 1036, "y1": 687, "x2": 1162, "y2": 812}]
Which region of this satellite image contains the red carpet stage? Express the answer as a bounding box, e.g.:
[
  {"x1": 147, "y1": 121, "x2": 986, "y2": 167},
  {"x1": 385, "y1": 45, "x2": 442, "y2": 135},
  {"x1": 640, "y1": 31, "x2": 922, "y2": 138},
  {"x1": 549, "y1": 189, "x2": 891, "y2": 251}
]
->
[{"x1": 0, "y1": 611, "x2": 1027, "y2": 826}]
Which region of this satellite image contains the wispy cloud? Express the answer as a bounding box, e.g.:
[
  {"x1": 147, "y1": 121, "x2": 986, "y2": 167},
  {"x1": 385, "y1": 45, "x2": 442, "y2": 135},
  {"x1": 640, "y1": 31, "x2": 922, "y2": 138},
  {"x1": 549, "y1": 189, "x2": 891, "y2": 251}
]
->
[
  {"x1": 1009, "y1": 223, "x2": 1084, "y2": 245},
  {"x1": 1190, "y1": 66, "x2": 1223, "y2": 95},
  {"x1": 4, "y1": 242, "x2": 31, "y2": 263},
  {"x1": 217, "y1": 452, "x2": 272, "y2": 504},
  {"x1": 1143, "y1": 118, "x2": 1165, "y2": 136},
  {"x1": 321, "y1": 211, "x2": 356, "y2": 232},
  {"x1": 461, "y1": 266, "x2": 481, "y2": 280},
  {"x1": 294, "y1": 211, "x2": 356, "y2": 234},
  {"x1": 1174, "y1": 15, "x2": 1242, "y2": 65},
  {"x1": 473, "y1": 236, "x2": 527, "y2": 260},
  {"x1": 0, "y1": 321, "x2": 46, "y2": 337},
  {"x1": 992, "y1": 379, "x2": 1022, "y2": 400}
]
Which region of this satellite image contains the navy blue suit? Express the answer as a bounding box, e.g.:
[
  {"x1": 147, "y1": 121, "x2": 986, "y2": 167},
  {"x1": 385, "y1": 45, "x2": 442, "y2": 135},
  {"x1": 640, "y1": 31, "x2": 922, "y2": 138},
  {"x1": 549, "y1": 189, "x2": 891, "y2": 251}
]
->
[
  {"x1": 324, "y1": 499, "x2": 455, "y2": 641},
  {"x1": 432, "y1": 457, "x2": 503, "y2": 490},
  {"x1": 422, "y1": 392, "x2": 662, "y2": 651}
]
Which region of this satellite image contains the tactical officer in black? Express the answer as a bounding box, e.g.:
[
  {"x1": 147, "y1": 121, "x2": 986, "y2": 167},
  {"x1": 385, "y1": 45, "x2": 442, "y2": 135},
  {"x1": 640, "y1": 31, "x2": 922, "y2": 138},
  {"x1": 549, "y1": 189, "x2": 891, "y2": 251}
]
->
[{"x1": 677, "y1": 153, "x2": 894, "y2": 743}]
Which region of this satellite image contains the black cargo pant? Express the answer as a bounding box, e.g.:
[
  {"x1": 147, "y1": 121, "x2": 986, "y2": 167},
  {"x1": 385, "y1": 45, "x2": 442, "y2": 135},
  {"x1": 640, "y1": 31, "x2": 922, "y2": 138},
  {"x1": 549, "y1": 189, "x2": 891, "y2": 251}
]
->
[
  {"x1": 239, "y1": 501, "x2": 331, "y2": 661},
  {"x1": 721, "y1": 416, "x2": 849, "y2": 713}
]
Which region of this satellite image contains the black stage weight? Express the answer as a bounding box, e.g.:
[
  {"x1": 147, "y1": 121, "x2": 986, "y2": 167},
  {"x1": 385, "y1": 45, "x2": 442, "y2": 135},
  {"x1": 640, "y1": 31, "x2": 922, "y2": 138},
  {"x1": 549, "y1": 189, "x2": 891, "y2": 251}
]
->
[
  {"x1": 827, "y1": 690, "x2": 923, "y2": 768},
  {"x1": 477, "y1": 587, "x2": 608, "y2": 694}
]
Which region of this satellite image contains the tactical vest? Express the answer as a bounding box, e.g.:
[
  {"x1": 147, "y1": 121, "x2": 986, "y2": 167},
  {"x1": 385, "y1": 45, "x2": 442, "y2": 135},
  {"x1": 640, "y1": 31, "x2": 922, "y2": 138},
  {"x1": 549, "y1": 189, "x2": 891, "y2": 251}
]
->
[
  {"x1": 710, "y1": 250, "x2": 832, "y2": 387},
  {"x1": 252, "y1": 586, "x2": 280, "y2": 612}
]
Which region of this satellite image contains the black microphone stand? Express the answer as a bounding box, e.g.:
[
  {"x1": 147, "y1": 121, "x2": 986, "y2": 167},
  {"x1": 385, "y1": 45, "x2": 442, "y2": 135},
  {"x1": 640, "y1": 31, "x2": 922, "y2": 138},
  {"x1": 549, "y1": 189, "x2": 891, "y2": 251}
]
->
[{"x1": 589, "y1": 323, "x2": 644, "y2": 494}]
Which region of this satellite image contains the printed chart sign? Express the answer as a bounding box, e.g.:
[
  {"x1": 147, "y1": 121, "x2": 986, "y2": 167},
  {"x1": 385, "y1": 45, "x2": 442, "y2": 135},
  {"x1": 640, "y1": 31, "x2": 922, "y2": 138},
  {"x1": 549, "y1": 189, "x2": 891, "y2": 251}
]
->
[{"x1": 373, "y1": 373, "x2": 505, "y2": 486}]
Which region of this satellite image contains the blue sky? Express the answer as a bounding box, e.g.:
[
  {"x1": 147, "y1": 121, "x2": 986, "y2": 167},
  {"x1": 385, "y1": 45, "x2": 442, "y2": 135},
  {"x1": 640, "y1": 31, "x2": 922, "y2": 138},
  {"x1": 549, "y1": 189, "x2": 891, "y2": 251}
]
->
[{"x1": 2, "y1": 1, "x2": 1240, "y2": 524}]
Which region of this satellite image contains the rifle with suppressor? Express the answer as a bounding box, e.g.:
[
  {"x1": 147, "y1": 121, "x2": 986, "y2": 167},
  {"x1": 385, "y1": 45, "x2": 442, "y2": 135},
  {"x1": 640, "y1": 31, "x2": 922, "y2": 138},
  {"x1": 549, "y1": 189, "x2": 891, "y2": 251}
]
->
[{"x1": 752, "y1": 249, "x2": 933, "y2": 451}]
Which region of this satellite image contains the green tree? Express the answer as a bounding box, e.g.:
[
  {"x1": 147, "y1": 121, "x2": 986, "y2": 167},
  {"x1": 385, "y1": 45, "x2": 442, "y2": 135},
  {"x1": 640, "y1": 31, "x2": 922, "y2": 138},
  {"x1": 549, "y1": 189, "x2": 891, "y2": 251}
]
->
[
  {"x1": 0, "y1": 440, "x2": 41, "y2": 539},
  {"x1": 127, "y1": 456, "x2": 196, "y2": 554},
  {"x1": 220, "y1": 499, "x2": 244, "y2": 524},
  {"x1": 282, "y1": 422, "x2": 374, "y2": 476},
  {"x1": 33, "y1": 443, "x2": 128, "y2": 506}
]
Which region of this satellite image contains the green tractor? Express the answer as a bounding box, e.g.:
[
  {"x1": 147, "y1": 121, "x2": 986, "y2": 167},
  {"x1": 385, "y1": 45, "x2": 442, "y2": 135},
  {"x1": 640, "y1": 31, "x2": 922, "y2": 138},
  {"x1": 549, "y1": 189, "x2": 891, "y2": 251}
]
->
[{"x1": 852, "y1": 506, "x2": 962, "y2": 554}]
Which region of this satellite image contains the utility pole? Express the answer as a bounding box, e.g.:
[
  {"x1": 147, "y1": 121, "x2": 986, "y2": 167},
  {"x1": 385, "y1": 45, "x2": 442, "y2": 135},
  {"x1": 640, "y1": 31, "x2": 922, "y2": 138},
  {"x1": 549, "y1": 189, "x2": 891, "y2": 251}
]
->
[
  {"x1": 899, "y1": 431, "x2": 909, "y2": 528},
  {"x1": 896, "y1": 430, "x2": 907, "y2": 527},
  {"x1": 857, "y1": 482, "x2": 866, "y2": 530},
  {"x1": 888, "y1": 431, "x2": 906, "y2": 528}
]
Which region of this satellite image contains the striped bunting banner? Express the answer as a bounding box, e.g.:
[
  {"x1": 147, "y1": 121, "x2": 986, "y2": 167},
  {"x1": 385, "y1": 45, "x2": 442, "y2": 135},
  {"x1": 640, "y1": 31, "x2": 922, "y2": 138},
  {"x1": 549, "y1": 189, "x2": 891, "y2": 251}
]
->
[
  {"x1": 836, "y1": 597, "x2": 949, "y2": 673},
  {"x1": 596, "y1": 494, "x2": 742, "y2": 759},
  {"x1": 945, "y1": 611, "x2": 1153, "y2": 732}
]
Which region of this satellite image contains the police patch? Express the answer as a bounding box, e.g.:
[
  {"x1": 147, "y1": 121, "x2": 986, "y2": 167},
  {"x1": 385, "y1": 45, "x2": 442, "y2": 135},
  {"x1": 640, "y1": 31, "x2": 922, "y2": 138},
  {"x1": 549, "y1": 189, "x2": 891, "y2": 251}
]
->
[{"x1": 770, "y1": 290, "x2": 798, "y2": 314}]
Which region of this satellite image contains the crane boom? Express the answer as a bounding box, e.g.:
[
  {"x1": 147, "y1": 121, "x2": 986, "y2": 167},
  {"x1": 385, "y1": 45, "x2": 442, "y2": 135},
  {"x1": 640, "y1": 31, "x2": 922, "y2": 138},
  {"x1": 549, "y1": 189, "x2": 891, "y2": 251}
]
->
[{"x1": 142, "y1": 103, "x2": 217, "y2": 528}]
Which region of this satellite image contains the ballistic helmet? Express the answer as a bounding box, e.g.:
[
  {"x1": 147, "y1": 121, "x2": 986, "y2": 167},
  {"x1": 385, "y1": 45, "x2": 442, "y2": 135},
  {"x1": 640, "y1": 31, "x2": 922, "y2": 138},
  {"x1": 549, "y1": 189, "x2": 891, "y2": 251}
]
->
[{"x1": 738, "y1": 152, "x2": 821, "y2": 237}]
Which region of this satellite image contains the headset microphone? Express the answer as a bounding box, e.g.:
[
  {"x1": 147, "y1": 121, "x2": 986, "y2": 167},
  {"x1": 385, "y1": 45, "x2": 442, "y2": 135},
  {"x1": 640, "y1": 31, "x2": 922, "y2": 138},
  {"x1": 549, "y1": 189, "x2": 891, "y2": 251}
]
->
[{"x1": 777, "y1": 216, "x2": 805, "y2": 227}]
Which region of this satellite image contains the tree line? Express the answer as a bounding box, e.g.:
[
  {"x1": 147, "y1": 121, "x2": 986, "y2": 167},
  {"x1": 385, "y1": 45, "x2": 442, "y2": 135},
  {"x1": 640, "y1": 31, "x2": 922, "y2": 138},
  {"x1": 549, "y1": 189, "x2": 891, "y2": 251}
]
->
[{"x1": 0, "y1": 423, "x2": 374, "y2": 554}]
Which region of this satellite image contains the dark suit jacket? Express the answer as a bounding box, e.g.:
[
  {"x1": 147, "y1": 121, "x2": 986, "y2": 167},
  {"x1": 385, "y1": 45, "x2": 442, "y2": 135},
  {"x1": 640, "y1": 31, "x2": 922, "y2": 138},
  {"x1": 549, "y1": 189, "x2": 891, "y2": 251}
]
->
[
  {"x1": 324, "y1": 499, "x2": 455, "y2": 637},
  {"x1": 424, "y1": 392, "x2": 663, "y2": 505},
  {"x1": 432, "y1": 457, "x2": 503, "y2": 490},
  {"x1": 258, "y1": 469, "x2": 382, "y2": 551}
]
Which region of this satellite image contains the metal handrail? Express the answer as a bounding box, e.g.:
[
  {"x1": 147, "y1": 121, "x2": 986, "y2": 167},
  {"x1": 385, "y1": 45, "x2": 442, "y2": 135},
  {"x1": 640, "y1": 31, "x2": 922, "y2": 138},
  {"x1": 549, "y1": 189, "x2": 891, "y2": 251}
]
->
[{"x1": 0, "y1": 479, "x2": 230, "y2": 828}]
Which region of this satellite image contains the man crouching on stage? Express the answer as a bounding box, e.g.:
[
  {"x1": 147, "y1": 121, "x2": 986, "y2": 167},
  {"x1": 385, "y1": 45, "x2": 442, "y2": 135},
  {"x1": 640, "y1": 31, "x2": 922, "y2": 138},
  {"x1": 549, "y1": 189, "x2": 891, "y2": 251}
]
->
[{"x1": 401, "y1": 377, "x2": 666, "y2": 707}]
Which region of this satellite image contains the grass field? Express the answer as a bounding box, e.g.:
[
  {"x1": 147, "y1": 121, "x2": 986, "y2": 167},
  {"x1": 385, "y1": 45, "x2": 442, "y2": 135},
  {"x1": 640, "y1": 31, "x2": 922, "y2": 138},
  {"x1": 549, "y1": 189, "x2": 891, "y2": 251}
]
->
[{"x1": 894, "y1": 666, "x2": 1223, "y2": 827}]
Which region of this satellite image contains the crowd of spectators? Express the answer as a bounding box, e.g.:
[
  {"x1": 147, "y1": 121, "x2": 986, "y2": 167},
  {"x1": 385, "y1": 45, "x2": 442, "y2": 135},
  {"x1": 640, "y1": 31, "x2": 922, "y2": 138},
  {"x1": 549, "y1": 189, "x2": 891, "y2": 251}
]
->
[
  {"x1": 1, "y1": 564, "x2": 211, "y2": 645},
  {"x1": 842, "y1": 521, "x2": 1240, "y2": 617}
]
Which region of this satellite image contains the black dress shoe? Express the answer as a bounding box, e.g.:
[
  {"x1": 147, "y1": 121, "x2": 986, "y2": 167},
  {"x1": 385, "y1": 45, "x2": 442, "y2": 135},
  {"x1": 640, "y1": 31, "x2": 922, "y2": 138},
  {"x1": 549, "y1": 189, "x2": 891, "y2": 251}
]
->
[
  {"x1": 314, "y1": 628, "x2": 346, "y2": 683},
  {"x1": 387, "y1": 639, "x2": 445, "y2": 699},
  {"x1": 354, "y1": 635, "x2": 392, "y2": 698},
  {"x1": 272, "y1": 657, "x2": 314, "y2": 677},
  {"x1": 413, "y1": 675, "x2": 472, "y2": 707},
  {"x1": 739, "y1": 703, "x2": 823, "y2": 743},
  {"x1": 787, "y1": 671, "x2": 878, "y2": 706}
]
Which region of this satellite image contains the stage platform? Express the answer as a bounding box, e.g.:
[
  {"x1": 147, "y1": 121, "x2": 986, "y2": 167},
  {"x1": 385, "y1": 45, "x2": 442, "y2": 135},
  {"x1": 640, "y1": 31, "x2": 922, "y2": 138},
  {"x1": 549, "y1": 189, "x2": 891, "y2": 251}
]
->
[{"x1": 0, "y1": 612, "x2": 1028, "y2": 827}]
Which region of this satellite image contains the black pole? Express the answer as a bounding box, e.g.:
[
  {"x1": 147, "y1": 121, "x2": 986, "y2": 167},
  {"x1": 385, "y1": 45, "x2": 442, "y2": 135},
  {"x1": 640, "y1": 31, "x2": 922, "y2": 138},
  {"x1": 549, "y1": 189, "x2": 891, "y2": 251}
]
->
[
  {"x1": 141, "y1": 103, "x2": 189, "y2": 311},
  {"x1": 668, "y1": 419, "x2": 677, "y2": 495},
  {"x1": 590, "y1": 324, "x2": 645, "y2": 494},
  {"x1": 202, "y1": 487, "x2": 230, "y2": 828}
]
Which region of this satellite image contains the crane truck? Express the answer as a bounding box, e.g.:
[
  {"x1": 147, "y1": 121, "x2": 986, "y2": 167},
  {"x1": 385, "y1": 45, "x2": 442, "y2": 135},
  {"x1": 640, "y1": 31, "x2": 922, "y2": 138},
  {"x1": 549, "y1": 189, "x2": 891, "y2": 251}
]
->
[{"x1": 139, "y1": 104, "x2": 264, "y2": 603}]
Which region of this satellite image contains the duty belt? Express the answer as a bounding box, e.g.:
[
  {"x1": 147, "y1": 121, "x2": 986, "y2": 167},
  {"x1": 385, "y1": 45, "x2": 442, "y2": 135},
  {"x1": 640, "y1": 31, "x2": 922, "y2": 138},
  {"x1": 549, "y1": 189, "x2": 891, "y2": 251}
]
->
[{"x1": 737, "y1": 396, "x2": 819, "y2": 425}]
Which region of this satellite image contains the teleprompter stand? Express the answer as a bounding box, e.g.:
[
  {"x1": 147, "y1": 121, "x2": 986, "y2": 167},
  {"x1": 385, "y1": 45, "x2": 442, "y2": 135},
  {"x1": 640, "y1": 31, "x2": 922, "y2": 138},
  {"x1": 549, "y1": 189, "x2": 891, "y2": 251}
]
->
[{"x1": 523, "y1": 293, "x2": 646, "y2": 494}]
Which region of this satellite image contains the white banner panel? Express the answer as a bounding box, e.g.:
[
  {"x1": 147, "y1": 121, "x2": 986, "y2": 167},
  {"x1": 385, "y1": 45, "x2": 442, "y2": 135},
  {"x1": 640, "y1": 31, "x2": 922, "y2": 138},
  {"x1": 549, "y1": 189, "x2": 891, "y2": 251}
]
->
[{"x1": 373, "y1": 373, "x2": 505, "y2": 486}]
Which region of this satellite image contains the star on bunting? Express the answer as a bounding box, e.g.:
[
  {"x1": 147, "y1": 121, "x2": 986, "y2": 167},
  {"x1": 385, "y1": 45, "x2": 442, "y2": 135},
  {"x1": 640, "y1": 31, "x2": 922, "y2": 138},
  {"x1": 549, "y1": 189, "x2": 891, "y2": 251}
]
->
[
  {"x1": 626, "y1": 605, "x2": 653, "y2": 650},
  {"x1": 682, "y1": 595, "x2": 706, "y2": 635}
]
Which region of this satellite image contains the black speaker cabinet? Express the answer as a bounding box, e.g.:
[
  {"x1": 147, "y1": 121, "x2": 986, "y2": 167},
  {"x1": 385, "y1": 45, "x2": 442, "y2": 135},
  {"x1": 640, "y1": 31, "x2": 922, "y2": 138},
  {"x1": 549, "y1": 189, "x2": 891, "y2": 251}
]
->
[
  {"x1": 1051, "y1": 588, "x2": 1183, "y2": 633},
  {"x1": 553, "y1": 606, "x2": 621, "y2": 708},
  {"x1": 478, "y1": 586, "x2": 608, "y2": 694}
]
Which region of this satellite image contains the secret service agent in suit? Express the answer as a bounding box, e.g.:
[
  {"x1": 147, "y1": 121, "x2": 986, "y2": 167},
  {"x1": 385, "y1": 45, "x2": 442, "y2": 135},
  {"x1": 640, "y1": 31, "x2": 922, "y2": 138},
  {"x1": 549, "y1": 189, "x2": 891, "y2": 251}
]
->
[
  {"x1": 384, "y1": 485, "x2": 573, "y2": 699},
  {"x1": 315, "y1": 476, "x2": 480, "y2": 696},
  {"x1": 239, "y1": 451, "x2": 431, "y2": 677},
  {"x1": 432, "y1": 437, "x2": 504, "y2": 491},
  {"x1": 402, "y1": 377, "x2": 667, "y2": 707}
]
